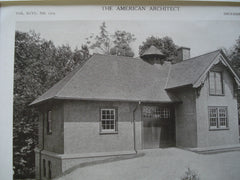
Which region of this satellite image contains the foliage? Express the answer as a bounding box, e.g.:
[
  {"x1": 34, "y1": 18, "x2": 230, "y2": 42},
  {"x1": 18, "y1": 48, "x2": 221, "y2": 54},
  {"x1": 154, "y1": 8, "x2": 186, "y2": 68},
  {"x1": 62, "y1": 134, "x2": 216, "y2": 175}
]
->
[
  {"x1": 139, "y1": 36, "x2": 178, "y2": 61},
  {"x1": 87, "y1": 22, "x2": 111, "y2": 55},
  {"x1": 181, "y1": 168, "x2": 200, "y2": 180},
  {"x1": 227, "y1": 35, "x2": 240, "y2": 125},
  {"x1": 228, "y1": 35, "x2": 240, "y2": 72},
  {"x1": 86, "y1": 22, "x2": 136, "y2": 57},
  {"x1": 110, "y1": 30, "x2": 136, "y2": 57},
  {"x1": 13, "y1": 30, "x2": 90, "y2": 178}
]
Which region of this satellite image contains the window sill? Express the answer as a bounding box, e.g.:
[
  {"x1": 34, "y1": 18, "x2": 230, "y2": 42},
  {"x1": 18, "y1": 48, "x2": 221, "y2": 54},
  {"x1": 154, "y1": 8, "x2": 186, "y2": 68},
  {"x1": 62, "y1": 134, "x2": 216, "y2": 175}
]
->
[
  {"x1": 100, "y1": 131, "x2": 118, "y2": 135},
  {"x1": 209, "y1": 128, "x2": 229, "y2": 131}
]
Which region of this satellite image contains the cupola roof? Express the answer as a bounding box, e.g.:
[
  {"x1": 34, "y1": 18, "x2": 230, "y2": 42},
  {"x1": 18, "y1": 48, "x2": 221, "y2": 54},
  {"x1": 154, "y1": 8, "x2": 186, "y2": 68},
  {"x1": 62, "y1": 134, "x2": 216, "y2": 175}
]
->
[{"x1": 140, "y1": 45, "x2": 165, "y2": 58}]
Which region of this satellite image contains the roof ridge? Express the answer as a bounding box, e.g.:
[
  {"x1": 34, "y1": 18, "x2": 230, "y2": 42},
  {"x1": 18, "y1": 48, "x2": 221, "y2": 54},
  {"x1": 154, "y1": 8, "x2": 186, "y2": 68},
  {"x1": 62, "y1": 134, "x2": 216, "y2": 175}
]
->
[
  {"x1": 164, "y1": 62, "x2": 172, "y2": 89},
  {"x1": 93, "y1": 53, "x2": 140, "y2": 61},
  {"x1": 176, "y1": 49, "x2": 221, "y2": 63},
  {"x1": 55, "y1": 55, "x2": 96, "y2": 97}
]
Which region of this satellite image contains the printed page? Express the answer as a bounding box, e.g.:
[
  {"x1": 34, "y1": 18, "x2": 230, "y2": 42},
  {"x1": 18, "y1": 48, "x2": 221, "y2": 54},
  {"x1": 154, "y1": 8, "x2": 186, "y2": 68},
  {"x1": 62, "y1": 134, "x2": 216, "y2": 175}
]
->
[{"x1": 0, "y1": 2, "x2": 240, "y2": 180}]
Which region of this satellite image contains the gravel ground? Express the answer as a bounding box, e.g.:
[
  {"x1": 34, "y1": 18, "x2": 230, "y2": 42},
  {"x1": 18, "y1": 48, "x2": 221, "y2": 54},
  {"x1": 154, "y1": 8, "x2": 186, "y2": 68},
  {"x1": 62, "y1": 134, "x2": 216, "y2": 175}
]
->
[{"x1": 55, "y1": 148, "x2": 240, "y2": 180}]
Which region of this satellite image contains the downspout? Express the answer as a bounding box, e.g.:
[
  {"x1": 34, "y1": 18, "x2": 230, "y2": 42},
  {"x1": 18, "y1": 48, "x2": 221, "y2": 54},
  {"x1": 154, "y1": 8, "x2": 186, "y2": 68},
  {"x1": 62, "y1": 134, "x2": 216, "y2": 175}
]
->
[{"x1": 132, "y1": 101, "x2": 141, "y2": 154}]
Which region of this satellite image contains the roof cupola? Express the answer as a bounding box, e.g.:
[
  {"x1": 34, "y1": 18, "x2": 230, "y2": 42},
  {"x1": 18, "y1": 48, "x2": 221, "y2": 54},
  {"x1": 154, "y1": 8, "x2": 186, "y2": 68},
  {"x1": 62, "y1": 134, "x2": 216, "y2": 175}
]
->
[{"x1": 140, "y1": 45, "x2": 165, "y2": 65}]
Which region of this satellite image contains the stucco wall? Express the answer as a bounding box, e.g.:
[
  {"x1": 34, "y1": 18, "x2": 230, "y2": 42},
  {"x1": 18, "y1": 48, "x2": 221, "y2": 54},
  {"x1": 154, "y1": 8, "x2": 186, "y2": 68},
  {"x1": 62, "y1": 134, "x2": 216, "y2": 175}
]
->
[
  {"x1": 63, "y1": 100, "x2": 142, "y2": 154},
  {"x1": 135, "y1": 121, "x2": 142, "y2": 149},
  {"x1": 174, "y1": 88, "x2": 198, "y2": 148},
  {"x1": 38, "y1": 113, "x2": 44, "y2": 149},
  {"x1": 44, "y1": 103, "x2": 64, "y2": 153},
  {"x1": 38, "y1": 102, "x2": 64, "y2": 154},
  {"x1": 196, "y1": 64, "x2": 239, "y2": 147},
  {"x1": 35, "y1": 102, "x2": 64, "y2": 179},
  {"x1": 35, "y1": 150, "x2": 40, "y2": 180}
]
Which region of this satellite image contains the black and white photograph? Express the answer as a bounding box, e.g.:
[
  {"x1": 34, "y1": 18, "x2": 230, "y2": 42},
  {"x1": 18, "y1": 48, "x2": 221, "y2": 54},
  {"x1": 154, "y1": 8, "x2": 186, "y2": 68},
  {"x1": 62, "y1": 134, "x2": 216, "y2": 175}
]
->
[{"x1": 1, "y1": 3, "x2": 240, "y2": 180}]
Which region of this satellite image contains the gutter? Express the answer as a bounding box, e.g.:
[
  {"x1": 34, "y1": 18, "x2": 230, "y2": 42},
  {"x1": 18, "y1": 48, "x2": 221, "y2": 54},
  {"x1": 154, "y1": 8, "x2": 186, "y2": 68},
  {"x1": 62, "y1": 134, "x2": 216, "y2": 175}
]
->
[
  {"x1": 31, "y1": 96, "x2": 176, "y2": 107},
  {"x1": 132, "y1": 101, "x2": 141, "y2": 153}
]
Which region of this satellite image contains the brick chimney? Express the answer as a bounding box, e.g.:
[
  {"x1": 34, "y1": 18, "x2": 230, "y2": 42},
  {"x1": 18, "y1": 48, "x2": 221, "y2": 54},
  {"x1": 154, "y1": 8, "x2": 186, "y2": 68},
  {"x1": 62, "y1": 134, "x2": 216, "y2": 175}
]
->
[{"x1": 176, "y1": 47, "x2": 190, "y2": 62}]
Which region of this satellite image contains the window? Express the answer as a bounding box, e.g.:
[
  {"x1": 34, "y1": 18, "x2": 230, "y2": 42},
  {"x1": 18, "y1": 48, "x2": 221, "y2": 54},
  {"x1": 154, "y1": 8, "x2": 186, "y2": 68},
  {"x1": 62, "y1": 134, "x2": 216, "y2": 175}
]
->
[
  {"x1": 43, "y1": 159, "x2": 46, "y2": 177},
  {"x1": 209, "y1": 71, "x2": 223, "y2": 95},
  {"x1": 156, "y1": 107, "x2": 170, "y2": 118},
  {"x1": 47, "y1": 110, "x2": 52, "y2": 134},
  {"x1": 100, "y1": 108, "x2": 117, "y2": 133},
  {"x1": 48, "y1": 161, "x2": 52, "y2": 179},
  {"x1": 208, "y1": 106, "x2": 228, "y2": 129},
  {"x1": 143, "y1": 106, "x2": 170, "y2": 119}
]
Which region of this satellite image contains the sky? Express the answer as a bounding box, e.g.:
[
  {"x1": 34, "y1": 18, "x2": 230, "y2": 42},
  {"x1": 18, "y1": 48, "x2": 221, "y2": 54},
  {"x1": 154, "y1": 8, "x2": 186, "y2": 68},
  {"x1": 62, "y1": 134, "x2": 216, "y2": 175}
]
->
[{"x1": 16, "y1": 20, "x2": 240, "y2": 57}]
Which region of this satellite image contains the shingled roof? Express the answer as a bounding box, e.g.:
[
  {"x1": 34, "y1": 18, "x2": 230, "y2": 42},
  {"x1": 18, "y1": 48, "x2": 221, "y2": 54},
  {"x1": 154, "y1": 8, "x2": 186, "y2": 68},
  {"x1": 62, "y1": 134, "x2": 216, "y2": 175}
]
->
[
  {"x1": 165, "y1": 50, "x2": 221, "y2": 89},
  {"x1": 140, "y1": 45, "x2": 164, "y2": 58},
  {"x1": 30, "y1": 54, "x2": 177, "y2": 105},
  {"x1": 31, "y1": 49, "x2": 240, "y2": 106}
]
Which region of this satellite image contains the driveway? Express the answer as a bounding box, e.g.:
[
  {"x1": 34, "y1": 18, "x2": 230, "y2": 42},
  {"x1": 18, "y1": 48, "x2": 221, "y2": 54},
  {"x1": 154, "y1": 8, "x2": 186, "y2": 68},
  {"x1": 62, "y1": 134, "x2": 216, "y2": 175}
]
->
[{"x1": 55, "y1": 148, "x2": 240, "y2": 180}]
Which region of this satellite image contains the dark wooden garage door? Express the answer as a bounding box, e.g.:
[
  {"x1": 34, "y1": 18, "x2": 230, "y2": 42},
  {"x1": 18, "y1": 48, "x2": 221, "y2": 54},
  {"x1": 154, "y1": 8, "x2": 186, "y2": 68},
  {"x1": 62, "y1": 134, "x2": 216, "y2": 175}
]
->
[{"x1": 142, "y1": 105, "x2": 175, "y2": 149}]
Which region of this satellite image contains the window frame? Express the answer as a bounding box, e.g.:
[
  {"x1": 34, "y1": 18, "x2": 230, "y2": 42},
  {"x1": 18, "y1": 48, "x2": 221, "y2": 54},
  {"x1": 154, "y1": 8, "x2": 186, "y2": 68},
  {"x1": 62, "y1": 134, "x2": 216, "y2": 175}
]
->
[
  {"x1": 43, "y1": 159, "x2": 46, "y2": 177},
  {"x1": 47, "y1": 110, "x2": 52, "y2": 135},
  {"x1": 48, "y1": 160, "x2": 52, "y2": 179},
  {"x1": 143, "y1": 106, "x2": 171, "y2": 119},
  {"x1": 209, "y1": 71, "x2": 224, "y2": 96},
  {"x1": 208, "y1": 106, "x2": 229, "y2": 130},
  {"x1": 99, "y1": 107, "x2": 118, "y2": 134}
]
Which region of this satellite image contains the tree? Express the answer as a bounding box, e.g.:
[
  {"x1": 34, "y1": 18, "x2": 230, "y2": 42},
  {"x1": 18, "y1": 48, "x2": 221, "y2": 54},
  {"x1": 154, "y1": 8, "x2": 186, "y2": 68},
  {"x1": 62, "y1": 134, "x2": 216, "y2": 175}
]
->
[
  {"x1": 139, "y1": 36, "x2": 178, "y2": 61},
  {"x1": 87, "y1": 22, "x2": 136, "y2": 57},
  {"x1": 87, "y1": 22, "x2": 111, "y2": 55},
  {"x1": 229, "y1": 35, "x2": 240, "y2": 71},
  {"x1": 14, "y1": 30, "x2": 48, "y2": 178},
  {"x1": 73, "y1": 45, "x2": 90, "y2": 68},
  {"x1": 110, "y1": 30, "x2": 136, "y2": 57},
  {"x1": 228, "y1": 35, "x2": 240, "y2": 126},
  {"x1": 13, "y1": 30, "x2": 90, "y2": 178}
]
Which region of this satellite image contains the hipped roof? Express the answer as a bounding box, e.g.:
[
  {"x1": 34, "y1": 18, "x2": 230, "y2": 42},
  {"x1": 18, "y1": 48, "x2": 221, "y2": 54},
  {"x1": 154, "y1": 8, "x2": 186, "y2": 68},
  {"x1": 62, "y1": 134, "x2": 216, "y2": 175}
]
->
[
  {"x1": 30, "y1": 54, "x2": 176, "y2": 105},
  {"x1": 31, "y1": 49, "x2": 240, "y2": 106},
  {"x1": 140, "y1": 45, "x2": 164, "y2": 57}
]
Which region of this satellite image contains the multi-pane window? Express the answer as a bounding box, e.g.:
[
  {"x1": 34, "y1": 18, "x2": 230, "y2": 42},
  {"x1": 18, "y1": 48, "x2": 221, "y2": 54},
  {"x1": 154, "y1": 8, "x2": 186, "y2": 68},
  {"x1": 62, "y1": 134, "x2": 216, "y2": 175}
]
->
[
  {"x1": 209, "y1": 71, "x2": 224, "y2": 95},
  {"x1": 100, "y1": 109, "x2": 117, "y2": 133},
  {"x1": 143, "y1": 106, "x2": 170, "y2": 119},
  {"x1": 158, "y1": 107, "x2": 170, "y2": 118},
  {"x1": 48, "y1": 161, "x2": 52, "y2": 179},
  {"x1": 47, "y1": 110, "x2": 52, "y2": 134},
  {"x1": 209, "y1": 108, "x2": 218, "y2": 128},
  {"x1": 208, "y1": 106, "x2": 228, "y2": 129},
  {"x1": 43, "y1": 159, "x2": 46, "y2": 177}
]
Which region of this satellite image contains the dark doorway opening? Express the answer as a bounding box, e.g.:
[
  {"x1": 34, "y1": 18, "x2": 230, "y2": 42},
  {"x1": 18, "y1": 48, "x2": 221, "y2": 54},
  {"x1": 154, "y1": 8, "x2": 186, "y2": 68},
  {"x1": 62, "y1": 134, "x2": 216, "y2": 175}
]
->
[{"x1": 142, "y1": 105, "x2": 175, "y2": 149}]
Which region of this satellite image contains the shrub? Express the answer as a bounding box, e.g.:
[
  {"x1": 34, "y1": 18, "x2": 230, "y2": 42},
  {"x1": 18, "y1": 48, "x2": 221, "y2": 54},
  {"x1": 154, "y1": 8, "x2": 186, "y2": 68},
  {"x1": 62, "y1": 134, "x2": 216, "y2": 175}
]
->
[{"x1": 181, "y1": 168, "x2": 200, "y2": 180}]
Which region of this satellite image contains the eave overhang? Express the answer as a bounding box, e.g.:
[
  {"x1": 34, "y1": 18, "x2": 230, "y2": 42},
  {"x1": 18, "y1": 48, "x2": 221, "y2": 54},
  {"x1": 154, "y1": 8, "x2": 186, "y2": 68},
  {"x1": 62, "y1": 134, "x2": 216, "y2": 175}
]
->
[
  {"x1": 193, "y1": 51, "x2": 240, "y2": 88},
  {"x1": 30, "y1": 96, "x2": 182, "y2": 107}
]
